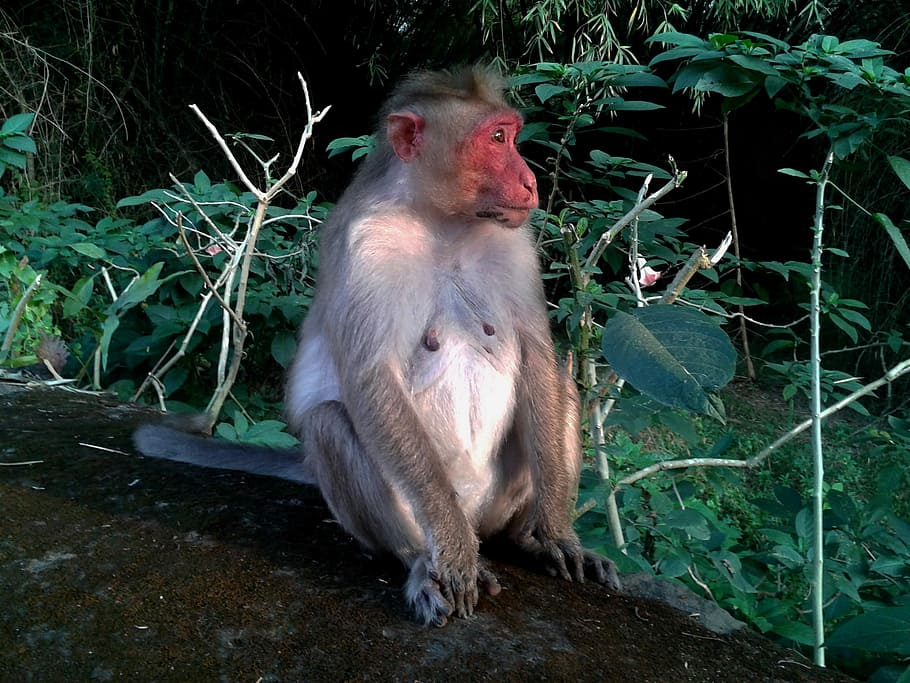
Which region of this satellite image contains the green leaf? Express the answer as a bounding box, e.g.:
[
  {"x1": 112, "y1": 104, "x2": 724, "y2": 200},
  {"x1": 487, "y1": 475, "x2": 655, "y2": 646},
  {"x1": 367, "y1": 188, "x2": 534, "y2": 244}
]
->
[
  {"x1": 534, "y1": 83, "x2": 570, "y2": 104},
  {"x1": 116, "y1": 188, "x2": 179, "y2": 208},
  {"x1": 833, "y1": 39, "x2": 890, "y2": 58},
  {"x1": 760, "y1": 339, "x2": 794, "y2": 356},
  {"x1": 684, "y1": 64, "x2": 760, "y2": 97},
  {"x1": 215, "y1": 422, "x2": 239, "y2": 440},
  {"x1": 233, "y1": 411, "x2": 250, "y2": 436},
  {"x1": 63, "y1": 275, "x2": 95, "y2": 317},
  {"x1": 661, "y1": 509, "x2": 711, "y2": 540},
  {"x1": 710, "y1": 550, "x2": 756, "y2": 593},
  {"x1": 795, "y1": 508, "x2": 812, "y2": 541},
  {"x1": 1, "y1": 112, "x2": 35, "y2": 134},
  {"x1": 827, "y1": 72, "x2": 867, "y2": 90},
  {"x1": 773, "y1": 620, "x2": 815, "y2": 646},
  {"x1": 827, "y1": 607, "x2": 910, "y2": 654},
  {"x1": 657, "y1": 556, "x2": 690, "y2": 578},
  {"x1": 837, "y1": 308, "x2": 871, "y2": 330},
  {"x1": 727, "y1": 54, "x2": 779, "y2": 77},
  {"x1": 764, "y1": 75, "x2": 788, "y2": 99},
  {"x1": 874, "y1": 213, "x2": 910, "y2": 271},
  {"x1": 2, "y1": 134, "x2": 37, "y2": 154},
  {"x1": 110, "y1": 262, "x2": 170, "y2": 315},
  {"x1": 649, "y1": 46, "x2": 709, "y2": 66},
  {"x1": 820, "y1": 35, "x2": 839, "y2": 53},
  {"x1": 231, "y1": 132, "x2": 274, "y2": 142},
  {"x1": 740, "y1": 31, "x2": 790, "y2": 51},
  {"x1": 241, "y1": 420, "x2": 299, "y2": 448},
  {"x1": 595, "y1": 99, "x2": 663, "y2": 111},
  {"x1": 194, "y1": 170, "x2": 211, "y2": 194},
  {"x1": 778, "y1": 168, "x2": 810, "y2": 179},
  {"x1": 889, "y1": 156, "x2": 910, "y2": 191},
  {"x1": 99, "y1": 314, "x2": 120, "y2": 370},
  {"x1": 270, "y1": 329, "x2": 297, "y2": 368},
  {"x1": 601, "y1": 305, "x2": 736, "y2": 418},
  {"x1": 326, "y1": 134, "x2": 375, "y2": 159},
  {"x1": 68, "y1": 242, "x2": 107, "y2": 259},
  {"x1": 609, "y1": 72, "x2": 667, "y2": 88},
  {"x1": 770, "y1": 544, "x2": 804, "y2": 569},
  {"x1": 829, "y1": 314, "x2": 858, "y2": 343},
  {"x1": 0, "y1": 147, "x2": 27, "y2": 170},
  {"x1": 648, "y1": 32, "x2": 710, "y2": 48}
]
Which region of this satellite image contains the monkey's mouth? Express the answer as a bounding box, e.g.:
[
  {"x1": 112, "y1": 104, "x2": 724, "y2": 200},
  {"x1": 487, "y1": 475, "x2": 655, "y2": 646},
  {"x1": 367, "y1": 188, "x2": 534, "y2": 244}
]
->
[{"x1": 476, "y1": 206, "x2": 532, "y2": 228}]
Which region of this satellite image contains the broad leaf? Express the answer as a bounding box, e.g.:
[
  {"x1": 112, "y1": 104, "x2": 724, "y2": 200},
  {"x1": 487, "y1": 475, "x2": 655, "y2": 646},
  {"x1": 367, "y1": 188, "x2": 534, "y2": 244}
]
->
[
  {"x1": 0, "y1": 112, "x2": 35, "y2": 134},
  {"x1": 98, "y1": 314, "x2": 120, "y2": 370},
  {"x1": 68, "y1": 242, "x2": 107, "y2": 259},
  {"x1": 889, "y1": 155, "x2": 910, "y2": 191},
  {"x1": 2, "y1": 135, "x2": 37, "y2": 154},
  {"x1": 827, "y1": 607, "x2": 910, "y2": 654},
  {"x1": 535, "y1": 83, "x2": 570, "y2": 104},
  {"x1": 601, "y1": 305, "x2": 736, "y2": 419},
  {"x1": 875, "y1": 213, "x2": 910, "y2": 271},
  {"x1": 270, "y1": 329, "x2": 297, "y2": 368},
  {"x1": 62, "y1": 275, "x2": 96, "y2": 318}
]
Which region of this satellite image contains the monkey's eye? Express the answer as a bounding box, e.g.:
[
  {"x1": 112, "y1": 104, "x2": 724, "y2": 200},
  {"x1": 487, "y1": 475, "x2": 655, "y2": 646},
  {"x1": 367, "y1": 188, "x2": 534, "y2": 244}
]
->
[{"x1": 492, "y1": 129, "x2": 506, "y2": 144}]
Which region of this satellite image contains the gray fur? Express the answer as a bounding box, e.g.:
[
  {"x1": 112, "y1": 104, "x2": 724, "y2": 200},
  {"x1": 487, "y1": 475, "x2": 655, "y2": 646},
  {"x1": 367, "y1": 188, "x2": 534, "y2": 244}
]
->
[
  {"x1": 134, "y1": 68, "x2": 619, "y2": 626},
  {"x1": 133, "y1": 424, "x2": 315, "y2": 484}
]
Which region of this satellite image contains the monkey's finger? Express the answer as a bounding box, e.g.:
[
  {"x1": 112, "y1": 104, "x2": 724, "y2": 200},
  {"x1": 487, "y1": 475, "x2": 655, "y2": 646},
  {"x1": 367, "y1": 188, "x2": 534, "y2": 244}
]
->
[
  {"x1": 451, "y1": 584, "x2": 475, "y2": 618},
  {"x1": 478, "y1": 565, "x2": 502, "y2": 596},
  {"x1": 568, "y1": 546, "x2": 586, "y2": 583},
  {"x1": 583, "y1": 550, "x2": 621, "y2": 591},
  {"x1": 603, "y1": 562, "x2": 622, "y2": 592},
  {"x1": 588, "y1": 554, "x2": 608, "y2": 584},
  {"x1": 544, "y1": 542, "x2": 573, "y2": 581}
]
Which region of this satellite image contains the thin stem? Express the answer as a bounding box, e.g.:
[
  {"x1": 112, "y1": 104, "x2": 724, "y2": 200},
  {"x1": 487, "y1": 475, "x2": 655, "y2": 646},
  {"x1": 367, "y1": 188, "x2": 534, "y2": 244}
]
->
[
  {"x1": 586, "y1": 168, "x2": 686, "y2": 270},
  {"x1": 810, "y1": 147, "x2": 835, "y2": 668},
  {"x1": 0, "y1": 274, "x2": 42, "y2": 366},
  {"x1": 723, "y1": 113, "x2": 755, "y2": 379},
  {"x1": 617, "y1": 355, "x2": 910, "y2": 487}
]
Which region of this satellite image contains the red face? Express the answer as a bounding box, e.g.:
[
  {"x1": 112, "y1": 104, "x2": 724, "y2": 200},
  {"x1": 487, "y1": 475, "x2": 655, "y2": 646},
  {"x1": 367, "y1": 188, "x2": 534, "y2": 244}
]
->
[{"x1": 457, "y1": 112, "x2": 538, "y2": 228}]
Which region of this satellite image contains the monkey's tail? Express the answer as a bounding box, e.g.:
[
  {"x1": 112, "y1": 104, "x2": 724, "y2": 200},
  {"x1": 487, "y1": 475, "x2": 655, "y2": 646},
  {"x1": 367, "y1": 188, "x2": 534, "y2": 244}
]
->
[{"x1": 133, "y1": 424, "x2": 317, "y2": 485}]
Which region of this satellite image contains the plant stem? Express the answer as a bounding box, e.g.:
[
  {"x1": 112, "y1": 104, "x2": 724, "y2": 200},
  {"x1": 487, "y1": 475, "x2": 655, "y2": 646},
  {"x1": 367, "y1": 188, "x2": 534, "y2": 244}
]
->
[
  {"x1": 0, "y1": 274, "x2": 41, "y2": 367},
  {"x1": 584, "y1": 357, "x2": 625, "y2": 550},
  {"x1": 616, "y1": 355, "x2": 910, "y2": 487},
  {"x1": 810, "y1": 147, "x2": 835, "y2": 668},
  {"x1": 723, "y1": 114, "x2": 755, "y2": 379}
]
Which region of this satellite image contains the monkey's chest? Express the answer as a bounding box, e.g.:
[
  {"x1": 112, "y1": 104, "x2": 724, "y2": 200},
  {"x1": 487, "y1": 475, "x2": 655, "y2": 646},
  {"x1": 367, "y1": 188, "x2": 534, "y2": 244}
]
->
[{"x1": 407, "y1": 289, "x2": 521, "y2": 496}]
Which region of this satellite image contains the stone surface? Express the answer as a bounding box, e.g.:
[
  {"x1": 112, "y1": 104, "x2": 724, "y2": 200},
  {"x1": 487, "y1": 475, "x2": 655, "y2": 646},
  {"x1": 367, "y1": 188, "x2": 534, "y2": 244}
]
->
[{"x1": 0, "y1": 385, "x2": 854, "y2": 681}]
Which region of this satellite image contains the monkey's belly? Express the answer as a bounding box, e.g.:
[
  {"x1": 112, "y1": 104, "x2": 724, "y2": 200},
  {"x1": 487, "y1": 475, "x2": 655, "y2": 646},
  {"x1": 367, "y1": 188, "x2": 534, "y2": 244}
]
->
[{"x1": 409, "y1": 334, "x2": 521, "y2": 518}]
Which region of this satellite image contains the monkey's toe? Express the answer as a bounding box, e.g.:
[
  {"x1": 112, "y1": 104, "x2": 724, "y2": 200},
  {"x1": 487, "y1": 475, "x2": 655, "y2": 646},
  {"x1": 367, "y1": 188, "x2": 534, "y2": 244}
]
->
[{"x1": 478, "y1": 563, "x2": 502, "y2": 596}]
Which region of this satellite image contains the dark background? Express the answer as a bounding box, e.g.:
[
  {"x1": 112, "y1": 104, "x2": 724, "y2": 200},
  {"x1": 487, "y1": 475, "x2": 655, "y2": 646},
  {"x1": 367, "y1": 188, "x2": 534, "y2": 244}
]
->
[{"x1": 2, "y1": 0, "x2": 908, "y2": 360}]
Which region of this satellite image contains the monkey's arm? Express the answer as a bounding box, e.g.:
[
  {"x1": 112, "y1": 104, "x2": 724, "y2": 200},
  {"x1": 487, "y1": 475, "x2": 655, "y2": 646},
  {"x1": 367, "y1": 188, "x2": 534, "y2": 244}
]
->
[
  {"x1": 516, "y1": 332, "x2": 622, "y2": 592},
  {"x1": 133, "y1": 424, "x2": 316, "y2": 484},
  {"x1": 342, "y1": 360, "x2": 483, "y2": 617}
]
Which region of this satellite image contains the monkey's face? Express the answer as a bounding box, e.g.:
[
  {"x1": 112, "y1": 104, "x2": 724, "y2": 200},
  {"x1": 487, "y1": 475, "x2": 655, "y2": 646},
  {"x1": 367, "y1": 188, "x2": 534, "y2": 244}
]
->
[{"x1": 457, "y1": 112, "x2": 538, "y2": 228}]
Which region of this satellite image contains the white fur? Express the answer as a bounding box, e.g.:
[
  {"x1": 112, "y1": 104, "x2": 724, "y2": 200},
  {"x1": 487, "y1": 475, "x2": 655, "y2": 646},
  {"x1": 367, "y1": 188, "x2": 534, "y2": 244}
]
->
[
  {"x1": 286, "y1": 333, "x2": 341, "y2": 428},
  {"x1": 290, "y1": 211, "x2": 539, "y2": 528}
]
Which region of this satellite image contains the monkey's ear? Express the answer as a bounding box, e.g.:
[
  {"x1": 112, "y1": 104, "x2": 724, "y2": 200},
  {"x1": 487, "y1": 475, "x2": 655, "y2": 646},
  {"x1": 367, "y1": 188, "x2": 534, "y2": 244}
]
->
[{"x1": 387, "y1": 112, "x2": 425, "y2": 162}]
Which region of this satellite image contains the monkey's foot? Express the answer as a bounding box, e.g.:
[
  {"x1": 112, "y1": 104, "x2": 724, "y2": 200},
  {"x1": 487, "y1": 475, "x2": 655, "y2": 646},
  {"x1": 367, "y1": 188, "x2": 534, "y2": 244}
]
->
[
  {"x1": 515, "y1": 532, "x2": 621, "y2": 593},
  {"x1": 405, "y1": 557, "x2": 501, "y2": 626}
]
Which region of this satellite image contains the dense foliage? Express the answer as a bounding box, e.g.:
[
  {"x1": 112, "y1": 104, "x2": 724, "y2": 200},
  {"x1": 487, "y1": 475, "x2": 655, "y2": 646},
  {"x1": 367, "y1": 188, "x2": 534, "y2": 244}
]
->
[{"x1": 2, "y1": 1, "x2": 909, "y2": 679}]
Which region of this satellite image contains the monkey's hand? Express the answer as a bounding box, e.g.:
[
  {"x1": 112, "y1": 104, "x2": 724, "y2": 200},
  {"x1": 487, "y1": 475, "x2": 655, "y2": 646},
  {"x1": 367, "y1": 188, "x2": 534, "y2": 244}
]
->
[
  {"x1": 408, "y1": 538, "x2": 500, "y2": 626},
  {"x1": 516, "y1": 530, "x2": 621, "y2": 593}
]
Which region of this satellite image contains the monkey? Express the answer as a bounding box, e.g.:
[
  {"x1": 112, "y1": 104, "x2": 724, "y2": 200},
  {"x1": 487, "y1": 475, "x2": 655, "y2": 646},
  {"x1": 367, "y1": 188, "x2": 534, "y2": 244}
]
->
[{"x1": 134, "y1": 66, "x2": 620, "y2": 626}]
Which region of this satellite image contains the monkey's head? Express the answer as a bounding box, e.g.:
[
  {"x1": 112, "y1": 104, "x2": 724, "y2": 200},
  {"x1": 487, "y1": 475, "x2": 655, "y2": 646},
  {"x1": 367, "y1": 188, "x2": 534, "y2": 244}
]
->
[{"x1": 384, "y1": 68, "x2": 539, "y2": 229}]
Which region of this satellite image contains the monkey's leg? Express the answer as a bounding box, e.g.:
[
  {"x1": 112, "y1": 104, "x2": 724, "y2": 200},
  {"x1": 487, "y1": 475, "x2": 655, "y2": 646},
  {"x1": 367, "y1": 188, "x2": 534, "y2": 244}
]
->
[
  {"x1": 504, "y1": 372, "x2": 622, "y2": 592},
  {"x1": 299, "y1": 401, "x2": 498, "y2": 625}
]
